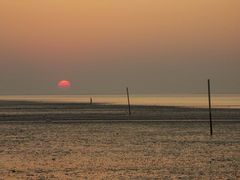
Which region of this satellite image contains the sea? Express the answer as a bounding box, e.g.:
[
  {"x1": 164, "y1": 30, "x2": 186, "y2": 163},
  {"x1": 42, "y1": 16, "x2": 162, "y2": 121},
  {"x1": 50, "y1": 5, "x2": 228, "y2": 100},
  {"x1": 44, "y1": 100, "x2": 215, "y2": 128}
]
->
[{"x1": 0, "y1": 94, "x2": 239, "y2": 108}]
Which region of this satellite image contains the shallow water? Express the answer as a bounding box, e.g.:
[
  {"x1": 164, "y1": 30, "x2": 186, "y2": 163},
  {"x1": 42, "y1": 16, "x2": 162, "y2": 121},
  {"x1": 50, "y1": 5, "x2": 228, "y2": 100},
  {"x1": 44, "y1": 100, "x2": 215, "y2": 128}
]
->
[{"x1": 0, "y1": 94, "x2": 240, "y2": 108}]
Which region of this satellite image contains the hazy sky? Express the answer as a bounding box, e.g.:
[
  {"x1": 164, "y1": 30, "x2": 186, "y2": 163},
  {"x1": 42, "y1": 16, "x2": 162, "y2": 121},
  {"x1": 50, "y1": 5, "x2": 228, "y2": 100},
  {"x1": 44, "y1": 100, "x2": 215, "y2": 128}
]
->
[{"x1": 0, "y1": 0, "x2": 239, "y2": 94}]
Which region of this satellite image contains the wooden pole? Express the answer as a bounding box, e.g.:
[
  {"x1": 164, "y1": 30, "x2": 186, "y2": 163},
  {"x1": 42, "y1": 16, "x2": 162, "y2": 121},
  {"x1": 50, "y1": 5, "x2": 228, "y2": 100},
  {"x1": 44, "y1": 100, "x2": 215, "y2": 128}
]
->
[
  {"x1": 208, "y1": 79, "x2": 213, "y2": 136},
  {"x1": 126, "y1": 87, "x2": 131, "y2": 116}
]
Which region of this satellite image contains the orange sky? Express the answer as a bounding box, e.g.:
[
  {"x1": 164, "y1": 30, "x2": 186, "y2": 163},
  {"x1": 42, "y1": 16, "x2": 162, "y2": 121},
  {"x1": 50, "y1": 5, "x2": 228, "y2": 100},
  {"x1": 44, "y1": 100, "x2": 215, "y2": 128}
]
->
[{"x1": 0, "y1": 0, "x2": 239, "y2": 94}]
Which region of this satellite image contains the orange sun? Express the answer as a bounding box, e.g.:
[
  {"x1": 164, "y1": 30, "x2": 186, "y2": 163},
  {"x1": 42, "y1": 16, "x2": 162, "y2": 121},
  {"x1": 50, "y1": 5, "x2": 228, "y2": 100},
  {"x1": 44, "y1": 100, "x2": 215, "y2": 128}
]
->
[{"x1": 58, "y1": 80, "x2": 71, "y2": 89}]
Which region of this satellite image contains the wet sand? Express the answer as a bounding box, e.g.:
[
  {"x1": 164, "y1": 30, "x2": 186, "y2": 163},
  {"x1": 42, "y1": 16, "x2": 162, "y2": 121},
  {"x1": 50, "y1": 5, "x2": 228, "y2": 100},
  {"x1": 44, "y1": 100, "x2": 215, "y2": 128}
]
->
[
  {"x1": 0, "y1": 100, "x2": 240, "y2": 122},
  {"x1": 0, "y1": 101, "x2": 239, "y2": 179},
  {"x1": 0, "y1": 122, "x2": 239, "y2": 179}
]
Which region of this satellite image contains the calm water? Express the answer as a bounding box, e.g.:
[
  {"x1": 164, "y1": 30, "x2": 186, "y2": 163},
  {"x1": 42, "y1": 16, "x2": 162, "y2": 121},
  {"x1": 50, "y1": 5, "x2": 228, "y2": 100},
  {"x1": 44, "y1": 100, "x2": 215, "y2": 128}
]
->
[{"x1": 0, "y1": 94, "x2": 240, "y2": 108}]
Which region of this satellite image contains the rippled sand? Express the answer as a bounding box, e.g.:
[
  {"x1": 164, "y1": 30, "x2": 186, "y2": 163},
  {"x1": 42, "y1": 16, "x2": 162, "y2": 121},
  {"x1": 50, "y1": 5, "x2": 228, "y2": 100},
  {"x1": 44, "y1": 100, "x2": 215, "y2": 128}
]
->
[{"x1": 0, "y1": 122, "x2": 239, "y2": 179}]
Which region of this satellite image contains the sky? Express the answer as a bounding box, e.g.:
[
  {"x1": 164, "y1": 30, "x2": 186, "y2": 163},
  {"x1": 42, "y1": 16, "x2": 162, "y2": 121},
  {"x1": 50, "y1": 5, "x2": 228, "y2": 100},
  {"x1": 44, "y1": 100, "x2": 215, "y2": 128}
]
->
[{"x1": 0, "y1": 0, "x2": 239, "y2": 95}]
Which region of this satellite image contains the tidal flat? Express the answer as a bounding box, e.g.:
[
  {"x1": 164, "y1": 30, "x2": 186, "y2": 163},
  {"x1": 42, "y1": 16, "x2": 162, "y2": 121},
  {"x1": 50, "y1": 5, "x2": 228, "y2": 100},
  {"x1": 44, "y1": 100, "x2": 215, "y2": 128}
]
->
[
  {"x1": 0, "y1": 122, "x2": 239, "y2": 179},
  {"x1": 0, "y1": 100, "x2": 240, "y2": 122}
]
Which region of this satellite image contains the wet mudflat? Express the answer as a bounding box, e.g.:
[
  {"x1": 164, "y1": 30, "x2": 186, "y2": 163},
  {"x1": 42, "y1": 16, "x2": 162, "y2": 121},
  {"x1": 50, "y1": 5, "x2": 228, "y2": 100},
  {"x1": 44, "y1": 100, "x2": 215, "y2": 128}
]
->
[
  {"x1": 0, "y1": 122, "x2": 239, "y2": 179},
  {"x1": 0, "y1": 101, "x2": 240, "y2": 122}
]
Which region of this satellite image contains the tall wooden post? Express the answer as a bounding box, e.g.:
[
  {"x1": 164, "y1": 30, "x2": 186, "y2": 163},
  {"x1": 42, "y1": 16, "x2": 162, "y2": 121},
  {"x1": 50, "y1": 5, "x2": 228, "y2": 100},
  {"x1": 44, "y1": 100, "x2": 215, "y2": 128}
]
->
[
  {"x1": 126, "y1": 87, "x2": 131, "y2": 116},
  {"x1": 208, "y1": 79, "x2": 213, "y2": 136}
]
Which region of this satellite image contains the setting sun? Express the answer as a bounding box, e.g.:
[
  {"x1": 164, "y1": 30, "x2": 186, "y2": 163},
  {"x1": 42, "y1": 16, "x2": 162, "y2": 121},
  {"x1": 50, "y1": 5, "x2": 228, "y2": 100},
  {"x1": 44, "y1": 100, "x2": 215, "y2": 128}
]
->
[
  {"x1": 58, "y1": 80, "x2": 71, "y2": 89},
  {"x1": 0, "y1": 1, "x2": 239, "y2": 179}
]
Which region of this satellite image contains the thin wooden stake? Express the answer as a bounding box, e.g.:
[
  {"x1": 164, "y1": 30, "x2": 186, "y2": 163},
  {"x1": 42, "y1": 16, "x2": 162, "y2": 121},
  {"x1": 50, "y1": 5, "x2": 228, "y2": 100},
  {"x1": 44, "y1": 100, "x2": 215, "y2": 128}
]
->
[
  {"x1": 126, "y1": 87, "x2": 131, "y2": 116},
  {"x1": 208, "y1": 79, "x2": 213, "y2": 136}
]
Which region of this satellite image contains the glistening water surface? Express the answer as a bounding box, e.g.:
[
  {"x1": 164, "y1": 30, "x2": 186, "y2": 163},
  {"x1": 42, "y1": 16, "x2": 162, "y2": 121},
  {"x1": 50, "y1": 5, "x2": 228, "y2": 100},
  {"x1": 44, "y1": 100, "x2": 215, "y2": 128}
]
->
[{"x1": 0, "y1": 94, "x2": 240, "y2": 108}]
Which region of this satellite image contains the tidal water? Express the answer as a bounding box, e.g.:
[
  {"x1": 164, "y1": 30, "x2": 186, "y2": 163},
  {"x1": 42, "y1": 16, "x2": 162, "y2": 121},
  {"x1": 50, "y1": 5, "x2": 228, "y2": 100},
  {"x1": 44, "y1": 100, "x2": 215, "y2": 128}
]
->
[{"x1": 0, "y1": 94, "x2": 239, "y2": 108}]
